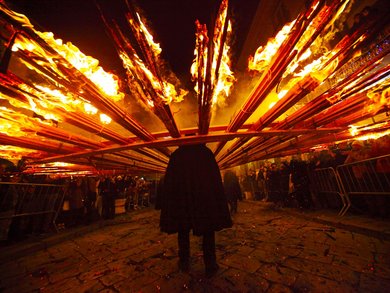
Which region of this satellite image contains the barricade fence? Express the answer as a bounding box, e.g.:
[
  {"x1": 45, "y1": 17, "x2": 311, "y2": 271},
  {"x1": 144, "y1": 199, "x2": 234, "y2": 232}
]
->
[
  {"x1": 309, "y1": 167, "x2": 349, "y2": 216},
  {"x1": 310, "y1": 154, "x2": 390, "y2": 216},
  {"x1": 0, "y1": 182, "x2": 66, "y2": 240}
]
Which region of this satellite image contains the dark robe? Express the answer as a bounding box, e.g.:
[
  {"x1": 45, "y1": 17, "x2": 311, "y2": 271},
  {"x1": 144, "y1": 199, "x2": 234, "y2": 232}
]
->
[{"x1": 159, "y1": 144, "x2": 232, "y2": 235}]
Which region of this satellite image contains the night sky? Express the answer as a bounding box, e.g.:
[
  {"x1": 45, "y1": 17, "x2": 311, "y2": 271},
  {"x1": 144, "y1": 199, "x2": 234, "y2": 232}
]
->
[{"x1": 6, "y1": 0, "x2": 260, "y2": 88}]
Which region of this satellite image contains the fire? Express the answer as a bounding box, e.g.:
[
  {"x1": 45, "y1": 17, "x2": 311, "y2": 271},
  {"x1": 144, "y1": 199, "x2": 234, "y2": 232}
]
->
[
  {"x1": 3, "y1": 3, "x2": 124, "y2": 102},
  {"x1": 121, "y1": 11, "x2": 187, "y2": 106},
  {"x1": 134, "y1": 13, "x2": 162, "y2": 56},
  {"x1": 191, "y1": 0, "x2": 234, "y2": 108},
  {"x1": 99, "y1": 113, "x2": 112, "y2": 124},
  {"x1": 355, "y1": 129, "x2": 390, "y2": 141},
  {"x1": 349, "y1": 125, "x2": 359, "y2": 136},
  {"x1": 120, "y1": 50, "x2": 186, "y2": 105},
  {"x1": 84, "y1": 103, "x2": 98, "y2": 115},
  {"x1": 0, "y1": 145, "x2": 41, "y2": 162},
  {"x1": 248, "y1": 20, "x2": 296, "y2": 72},
  {"x1": 35, "y1": 31, "x2": 124, "y2": 101},
  {"x1": 190, "y1": 21, "x2": 208, "y2": 96},
  {"x1": 366, "y1": 77, "x2": 390, "y2": 113}
]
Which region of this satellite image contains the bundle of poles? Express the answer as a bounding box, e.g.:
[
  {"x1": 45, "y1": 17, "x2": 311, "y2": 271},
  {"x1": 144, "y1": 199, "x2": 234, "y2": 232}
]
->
[{"x1": 0, "y1": 0, "x2": 389, "y2": 175}]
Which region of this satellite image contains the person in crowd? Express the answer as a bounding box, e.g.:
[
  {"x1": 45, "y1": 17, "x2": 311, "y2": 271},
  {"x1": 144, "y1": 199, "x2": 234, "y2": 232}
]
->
[
  {"x1": 279, "y1": 161, "x2": 291, "y2": 207},
  {"x1": 157, "y1": 143, "x2": 232, "y2": 278},
  {"x1": 85, "y1": 176, "x2": 98, "y2": 223},
  {"x1": 137, "y1": 178, "x2": 150, "y2": 207},
  {"x1": 344, "y1": 141, "x2": 370, "y2": 189},
  {"x1": 223, "y1": 169, "x2": 243, "y2": 215},
  {"x1": 290, "y1": 155, "x2": 313, "y2": 209},
  {"x1": 67, "y1": 177, "x2": 85, "y2": 226},
  {"x1": 256, "y1": 166, "x2": 267, "y2": 201},
  {"x1": 124, "y1": 175, "x2": 136, "y2": 211},
  {"x1": 247, "y1": 169, "x2": 259, "y2": 200},
  {"x1": 99, "y1": 176, "x2": 117, "y2": 219},
  {"x1": 266, "y1": 163, "x2": 281, "y2": 205},
  {"x1": 133, "y1": 176, "x2": 141, "y2": 210}
]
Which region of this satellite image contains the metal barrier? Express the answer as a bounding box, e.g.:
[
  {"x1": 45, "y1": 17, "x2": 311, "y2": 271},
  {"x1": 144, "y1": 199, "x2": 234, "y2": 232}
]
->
[
  {"x1": 309, "y1": 167, "x2": 350, "y2": 216},
  {"x1": 336, "y1": 154, "x2": 390, "y2": 215},
  {"x1": 0, "y1": 182, "x2": 66, "y2": 239}
]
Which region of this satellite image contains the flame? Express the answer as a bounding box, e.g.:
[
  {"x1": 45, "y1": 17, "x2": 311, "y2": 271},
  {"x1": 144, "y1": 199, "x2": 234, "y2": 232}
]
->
[
  {"x1": 355, "y1": 129, "x2": 390, "y2": 141},
  {"x1": 84, "y1": 103, "x2": 98, "y2": 115},
  {"x1": 100, "y1": 113, "x2": 112, "y2": 124},
  {"x1": 0, "y1": 145, "x2": 41, "y2": 162},
  {"x1": 366, "y1": 77, "x2": 390, "y2": 113},
  {"x1": 135, "y1": 13, "x2": 162, "y2": 56},
  {"x1": 3, "y1": 3, "x2": 124, "y2": 102},
  {"x1": 349, "y1": 125, "x2": 359, "y2": 136},
  {"x1": 190, "y1": 21, "x2": 208, "y2": 95},
  {"x1": 120, "y1": 51, "x2": 186, "y2": 105},
  {"x1": 248, "y1": 20, "x2": 296, "y2": 72},
  {"x1": 191, "y1": 0, "x2": 234, "y2": 107}
]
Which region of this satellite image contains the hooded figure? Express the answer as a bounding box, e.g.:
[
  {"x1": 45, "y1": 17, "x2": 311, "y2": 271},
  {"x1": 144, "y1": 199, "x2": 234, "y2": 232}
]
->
[{"x1": 158, "y1": 143, "x2": 232, "y2": 277}]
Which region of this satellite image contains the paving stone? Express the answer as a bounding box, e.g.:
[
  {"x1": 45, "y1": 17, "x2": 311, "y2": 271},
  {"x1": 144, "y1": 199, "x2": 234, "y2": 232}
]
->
[
  {"x1": 41, "y1": 276, "x2": 82, "y2": 292},
  {"x1": 220, "y1": 253, "x2": 262, "y2": 273},
  {"x1": 0, "y1": 272, "x2": 49, "y2": 292},
  {"x1": 217, "y1": 268, "x2": 269, "y2": 292},
  {"x1": 1, "y1": 201, "x2": 389, "y2": 292},
  {"x1": 257, "y1": 263, "x2": 297, "y2": 287},
  {"x1": 359, "y1": 272, "x2": 390, "y2": 292},
  {"x1": 99, "y1": 270, "x2": 126, "y2": 287},
  {"x1": 113, "y1": 270, "x2": 160, "y2": 292},
  {"x1": 294, "y1": 272, "x2": 357, "y2": 293},
  {"x1": 250, "y1": 246, "x2": 282, "y2": 264},
  {"x1": 78, "y1": 263, "x2": 110, "y2": 282},
  {"x1": 267, "y1": 283, "x2": 293, "y2": 293},
  {"x1": 284, "y1": 257, "x2": 360, "y2": 286}
]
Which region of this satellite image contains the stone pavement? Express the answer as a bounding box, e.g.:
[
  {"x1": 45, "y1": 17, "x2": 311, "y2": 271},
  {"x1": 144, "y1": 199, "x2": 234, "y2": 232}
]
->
[{"x1": 0, "y1": 201, "x2": 389, "y2": 292}]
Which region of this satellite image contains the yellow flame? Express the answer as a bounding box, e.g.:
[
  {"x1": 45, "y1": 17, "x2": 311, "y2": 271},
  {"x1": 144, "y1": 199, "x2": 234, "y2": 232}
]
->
[
  {"x1": 135, "y1": 13, "x2": 162, "y2": 56},
  {"x1": 248, "y1": 20, "x2": 296, "y2": 72},
  {"x1": 0, "y1": 145, "x2": 41, "y2": 161},
  {"x1": 4, "y1": 3, "x2": 124, "y2": 102},
  {"x1": 120, "y1": 51, "x2": 186, "y2": 105},
  {"x1": 366, "y1": 77, "x2": 390, "y2": 113},
  {"x1": 349, "y1": 125, "x2": 359, "y2": 136},
  {"x1": 84, "y1": 103, "x2": 98, "y2": 115},
  {"x1": 36, "y1": 32, "x2": 124, "y2": 100},
  {"x1": 100, "y1": 113, "x2": 112, "y2": 124},
  {"x1": 355, "y1": 129, "x2": 390, "y2": 141},
  {"x1": 191, "y1": 0, "x2": 234, "y2": 107}
]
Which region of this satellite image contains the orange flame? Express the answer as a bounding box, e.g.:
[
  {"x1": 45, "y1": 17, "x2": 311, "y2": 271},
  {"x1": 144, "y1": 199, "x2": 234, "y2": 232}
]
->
[
  {"x1": 191, "y1": 0, "x2": 234, "y2": 107},
  {"x1": 248, "y1": 20, "x2": 296, "y2": 72},
  {"x1": 120, "y1": 51, "x2": 186, "y2": 105},
  {"x1": 366, "y1": 77, "x2": 390, "y2": 113},
  {"x1": 3, "y1": 4, "x2": 124, "y2": 102},
  {"x1": 0, "y1": 145, "x2": 42, "y2": 162}
]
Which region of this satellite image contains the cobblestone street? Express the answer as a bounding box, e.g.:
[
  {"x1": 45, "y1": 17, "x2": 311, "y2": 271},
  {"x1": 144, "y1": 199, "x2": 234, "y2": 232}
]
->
[{"x1": 1, "y1": 201, "x2": 389, "y2": 292}]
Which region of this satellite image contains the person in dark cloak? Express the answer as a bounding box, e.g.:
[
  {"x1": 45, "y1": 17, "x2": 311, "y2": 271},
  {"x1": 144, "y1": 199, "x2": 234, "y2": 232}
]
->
[{"x1": 157, "y1": 143, "x2": 232, "y2": 278}]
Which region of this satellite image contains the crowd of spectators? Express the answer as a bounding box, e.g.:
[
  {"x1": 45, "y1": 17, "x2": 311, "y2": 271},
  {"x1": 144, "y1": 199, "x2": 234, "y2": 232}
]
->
[
  {"x1": 238, "y1": 136, "x2": 390, "y2": 215},
  {"x1": 1, "y1": 135, "x2": 389, "y2": 241},
  {"x1": 0, "y1": 172, "x2": 155, "y2": 241}
]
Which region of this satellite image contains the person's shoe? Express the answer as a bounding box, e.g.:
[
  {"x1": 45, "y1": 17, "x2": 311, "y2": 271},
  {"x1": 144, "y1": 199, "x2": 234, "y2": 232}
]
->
[
  {"x1": 178, "y1": 260, "x2": 190, "y2": 272},
  {"x1": 205, "y1": 263, "x2": 219, "y2": 278}
]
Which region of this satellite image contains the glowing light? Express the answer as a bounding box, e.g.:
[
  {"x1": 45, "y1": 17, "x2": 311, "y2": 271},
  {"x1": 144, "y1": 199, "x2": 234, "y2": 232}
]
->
[
  {"x1": 349, "y1": 125, "x2": 359, "y2": 136},
  {"x1": 248, "y1": 20, "x2": 296, "y2": 72},
  {"x1": 191, "y1": 0, "x2": 234, "y2": 107},
  {"x1": 84, "y1": 103, "x2": 98, "y2": 115},
  {"x1": 100, "y1": 113, "x2": 112, "y2": 124}
]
